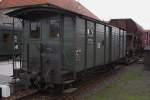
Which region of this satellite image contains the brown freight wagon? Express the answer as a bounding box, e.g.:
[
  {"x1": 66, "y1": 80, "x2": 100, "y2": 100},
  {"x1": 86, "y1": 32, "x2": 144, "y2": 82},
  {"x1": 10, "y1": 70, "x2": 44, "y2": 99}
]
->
[{"x1": 109, "y1": 18, "x2": 145, "y2": 57}]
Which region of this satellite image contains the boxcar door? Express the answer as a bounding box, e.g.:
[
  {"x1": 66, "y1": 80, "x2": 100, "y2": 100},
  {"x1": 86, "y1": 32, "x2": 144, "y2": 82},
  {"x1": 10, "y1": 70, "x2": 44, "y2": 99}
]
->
[
  {"x1": 25, "y1": 20, "x2": 42, "y2": 73},
  {"x1": 95, "y1": 24, "x2": 105, "y2": 66},
  {"x1": 86, "y1": 21, "x2": 94, "y2": 69},
  {"x1": 75, "y1": 17, "x2": 86, "y2": 71},
  {"x1": 105, "y1": 26, "x2": 111, "y2": 64},
  {"x1": 42, "y1": 16, "x2": 62, "y2": 84}
]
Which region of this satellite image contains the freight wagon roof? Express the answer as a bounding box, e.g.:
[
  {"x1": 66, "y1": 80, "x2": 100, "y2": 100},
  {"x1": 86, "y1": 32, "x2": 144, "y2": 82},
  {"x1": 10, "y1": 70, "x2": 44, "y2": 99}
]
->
[
  {"x1": 144, "y1": 30, "x2": 150, "y2": 33},
  {"x1": 0, "y1": 0, "x2": 100, "y2": 20},
  {"x1": 109, "y1": 19, "x2": 144, "y2": 34}
]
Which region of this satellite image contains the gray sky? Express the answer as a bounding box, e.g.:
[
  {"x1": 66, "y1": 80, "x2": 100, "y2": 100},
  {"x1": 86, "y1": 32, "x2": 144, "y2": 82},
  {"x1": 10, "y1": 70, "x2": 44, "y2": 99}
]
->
[{"x1": 79, "y1": 0, "x2": 150, "y2": 29}]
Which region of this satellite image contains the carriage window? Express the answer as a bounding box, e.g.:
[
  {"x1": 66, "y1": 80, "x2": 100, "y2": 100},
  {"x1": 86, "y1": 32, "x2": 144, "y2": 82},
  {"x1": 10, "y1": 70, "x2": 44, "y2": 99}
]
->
[
  {"x1": 87, "y1": 28, "x2": 94, "y2": 36},
  {"x1": 49, "y1": 17, "x2": 60, "y2": 38},
  {"x1": 87, "y1": 29, "x2": 90, "y2": 35},
  {"x1": 30, "y1": 21, "x2": 40, "y2": 39},
  {"x1": 3, "y1": 34, "x2": 13, "y2": 45}
]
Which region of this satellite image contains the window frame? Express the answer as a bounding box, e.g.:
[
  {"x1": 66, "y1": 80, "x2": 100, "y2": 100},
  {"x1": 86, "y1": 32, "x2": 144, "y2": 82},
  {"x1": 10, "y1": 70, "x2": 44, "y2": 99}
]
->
[
  {"x1": 29, "y1": 20, "x2": 41, "y2": 40},
  {"x1": 49, "y1": 16, "x2": 61, "y2": 40}
]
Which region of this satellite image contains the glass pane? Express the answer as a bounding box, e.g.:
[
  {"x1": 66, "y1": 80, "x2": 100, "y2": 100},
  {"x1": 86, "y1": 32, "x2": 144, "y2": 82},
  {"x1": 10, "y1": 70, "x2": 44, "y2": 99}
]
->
[
  {"x1": 87, "y1": 21, "x2": 94, "y2": 37},
  {"x1": 3, "y1": 33, "x2": 13, "y2": 45},
  {"x1": 30, "y1": 21, "x2": 40, "y2": 39},
  {"x1": 49, "y1": 16, "x2": 60, "y2": 38}
]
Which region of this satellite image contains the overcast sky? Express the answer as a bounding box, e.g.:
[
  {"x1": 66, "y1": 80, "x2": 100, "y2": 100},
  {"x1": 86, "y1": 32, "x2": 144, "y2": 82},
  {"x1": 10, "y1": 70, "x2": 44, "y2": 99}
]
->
[{"x1": 78, "y1": 0, "x2": 150, "y2": 30}]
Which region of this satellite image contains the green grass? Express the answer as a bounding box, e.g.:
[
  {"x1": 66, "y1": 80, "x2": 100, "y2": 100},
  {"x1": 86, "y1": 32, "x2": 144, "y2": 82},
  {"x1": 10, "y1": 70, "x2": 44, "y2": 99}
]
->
[
  {"x1": 118, "y1": 71, "x2": 140, "y2": 82},
  {"x1": 85, "y1": 84, "x2": 120, "y2": 100},
  {"x1": 85, "y1": 70, "x2": 150, "y2": 100},
  {"x1": 85, "y1": 84, "x2": 150, "y2": 100}
]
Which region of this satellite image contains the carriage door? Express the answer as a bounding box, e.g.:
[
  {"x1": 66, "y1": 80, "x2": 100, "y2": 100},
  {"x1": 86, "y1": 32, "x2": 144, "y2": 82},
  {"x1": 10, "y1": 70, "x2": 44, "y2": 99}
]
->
[
  {"x1": 42, "y1": 16, "x2": 62, "y2": 84},
  {"x1": 26, "y1": 20, "x2": 42, "y2": 73},
  {"x1": 86, "y1": 21, "x2": 94, "y2": 69}
]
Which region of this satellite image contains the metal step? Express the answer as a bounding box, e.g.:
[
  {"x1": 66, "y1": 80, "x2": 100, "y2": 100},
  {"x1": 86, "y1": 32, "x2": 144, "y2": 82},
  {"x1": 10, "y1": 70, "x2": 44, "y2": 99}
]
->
[
  {"x1": 63, "y1": 80, "x2": 75, "y2": 84},
  {"x1": 62, "y1": 88, "x2": 78, "y2": 94}
]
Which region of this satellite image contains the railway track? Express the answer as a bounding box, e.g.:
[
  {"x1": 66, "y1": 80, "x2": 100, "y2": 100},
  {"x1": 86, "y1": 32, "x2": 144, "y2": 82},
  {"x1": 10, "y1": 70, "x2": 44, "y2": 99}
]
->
[
  {"x1": 1, "y1": 62, "x2": 133, "y2": 100},
  {"x1": 11, "y1": 64, "x2": 126, "y2": 100},
  {"x1": 13, "y1": 58, "x2": 141, "y2": 100}
]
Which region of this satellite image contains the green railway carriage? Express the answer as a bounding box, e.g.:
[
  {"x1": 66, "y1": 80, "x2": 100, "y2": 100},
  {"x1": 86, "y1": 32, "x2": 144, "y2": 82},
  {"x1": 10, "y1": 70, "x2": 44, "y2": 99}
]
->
[
  {"x1": 0, "y1": 25, "x2": 21, "y2": 58},
  {"x1": 5, "y1": 4, "x2": 126, "y2": 91}
]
